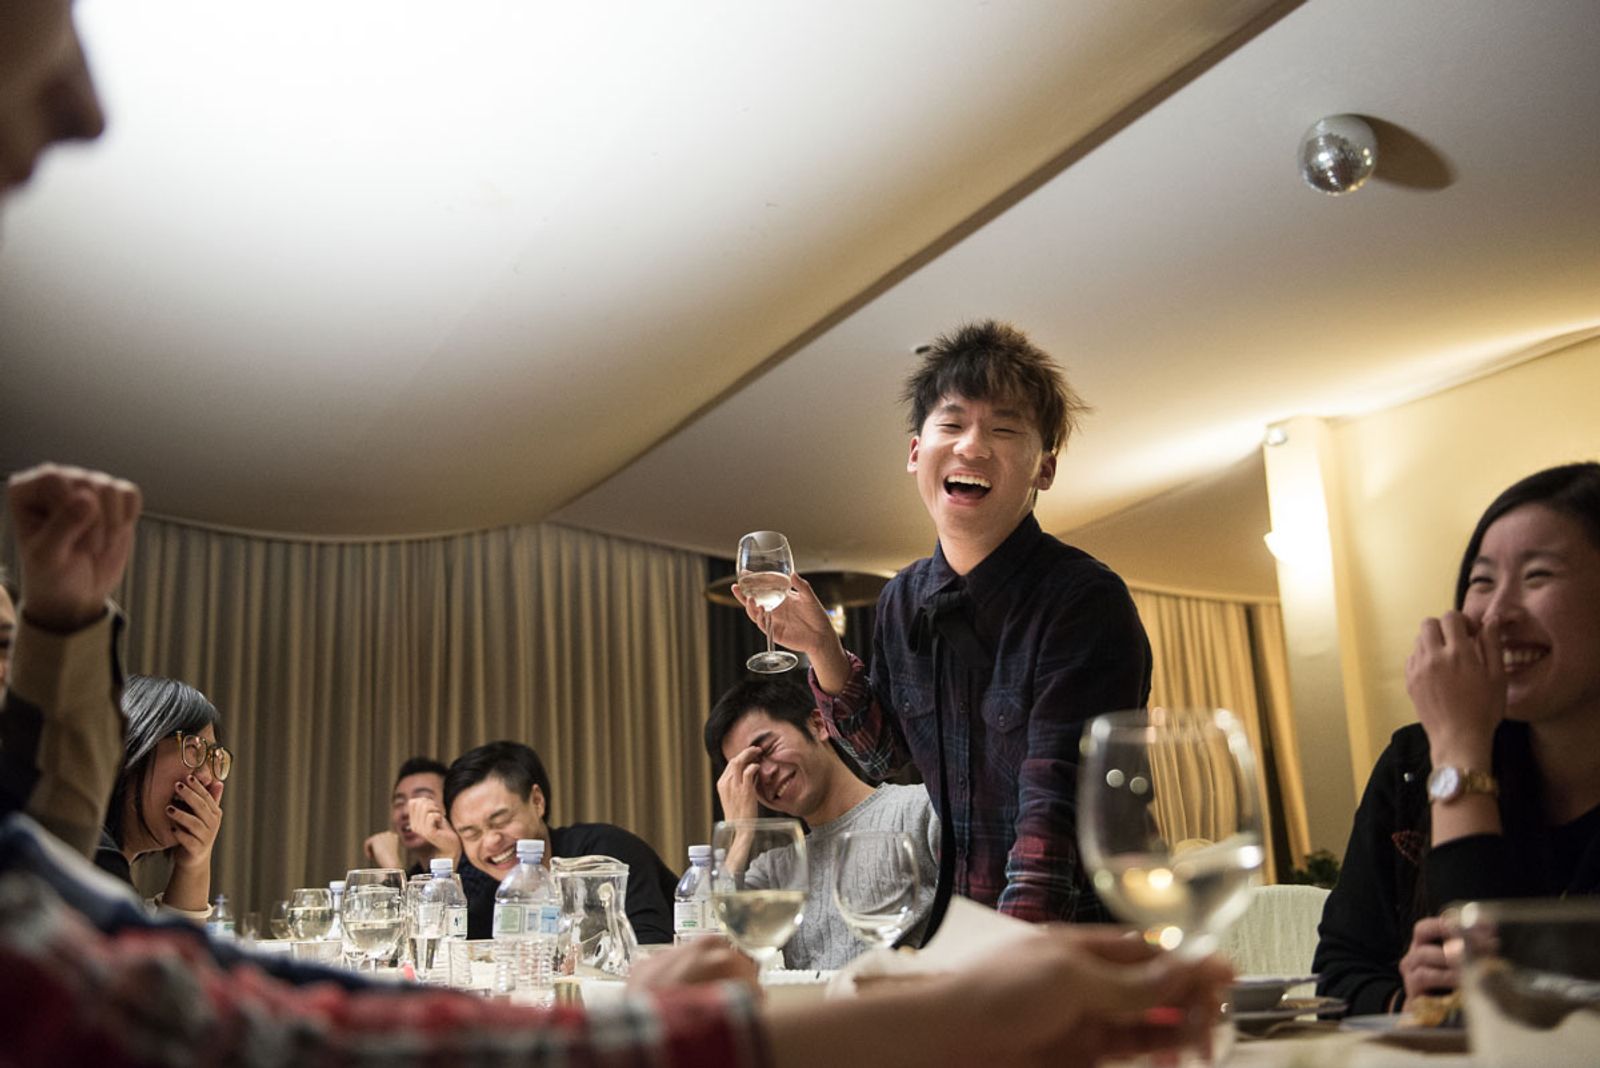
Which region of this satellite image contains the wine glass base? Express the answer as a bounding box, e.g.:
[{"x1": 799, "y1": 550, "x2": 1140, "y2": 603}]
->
[{"x1": 746, "y1": 651, "x2": 799, "y2": 673}]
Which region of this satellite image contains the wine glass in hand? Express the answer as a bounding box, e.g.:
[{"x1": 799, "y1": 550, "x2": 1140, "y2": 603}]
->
[
  {"x1": 710, "y1": 817, "x2": 807, "y2": 970},
  {"x1": 1078, "y1": 707, "x2": 1263, "y2": 957},
  {"x1": 832, "y1": 830, "x2": 921, "y2": 950},
  {"x1": 737, "y1": 531, "x2": 799, "y2": 673}
]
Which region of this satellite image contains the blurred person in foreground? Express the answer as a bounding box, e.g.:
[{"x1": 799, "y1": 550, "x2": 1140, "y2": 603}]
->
[
  {"x1": 0, "y1": 568, "x2": 17, "y2": 699},
  {"x1": 0, "y1": 6, "x2": 1229, "y2": 1065},
  {"x1": 1, "y1": 0, "x2": 125, "y2": 853},
  {"x1": 735, "y1": 321, "x2": 1151, "y2": 931},
  {"x1": 0, "y1": 465, "x2": 141, "y2": 853},
  {"x1": 1315, "y1": 462, "x2": 1600, "y2": 1014},
  {"x1": 706, "y1": 674, "x2": 939, "y2": 968}
]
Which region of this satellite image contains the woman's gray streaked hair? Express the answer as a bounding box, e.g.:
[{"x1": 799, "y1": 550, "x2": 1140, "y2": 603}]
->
[{"x1": 106, "y1": 675, "x2": 221, "y2": 848}]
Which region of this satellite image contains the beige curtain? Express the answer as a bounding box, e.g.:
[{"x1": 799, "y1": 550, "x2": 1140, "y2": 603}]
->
[
  {"x1": 114, "y1": 516, "x2": 711, "y2": 917},
  {"x1": 1128, "y1": 588, "x2": 1309, "y2": 881}
]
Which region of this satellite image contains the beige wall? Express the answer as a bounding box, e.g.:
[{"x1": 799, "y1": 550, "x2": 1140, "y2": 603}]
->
[{"x1": 1331, "y1": 336, "x2": 1600, "y2": 784}]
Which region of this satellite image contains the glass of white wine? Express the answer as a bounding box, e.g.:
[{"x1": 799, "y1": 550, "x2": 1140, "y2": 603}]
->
[
  {"x1": 832, "y1": 830, "x2": 921, "y2": 950},
  {"x1": 1078, "y1": 707, "x2": 1263, "y2": 958},
  {"x1": 736, "y1": 531, "x2": 799, "y2": 674},
  {"x1": 286, "y1": 887, "x2": 333, "y2": 941},
  {"x1": 341, "y1": 883, "x2": 408, "y2": 973},
  {"x1": 710, "y1": 817, "x2": 807, "y2": 970},
  {"x1": 343, "y1": 868, "x2": 408, "y2": 970}
]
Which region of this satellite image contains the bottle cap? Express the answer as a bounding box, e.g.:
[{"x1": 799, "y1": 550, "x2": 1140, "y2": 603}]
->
[
  {"x1": 516, "y1": 838, "x2": 544, "y2": 863},
  {"x1": 687, "y1": 844, "x2": 712, "y2": 861},
  {"x1": 329, "y1": 880, "x2": 346, "y2": 892},
  {"x1": 430, "y1": 857, "x2": 455, "y2": 876}
]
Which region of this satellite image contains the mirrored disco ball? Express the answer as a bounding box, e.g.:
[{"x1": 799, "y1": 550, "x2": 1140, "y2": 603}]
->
[{"x1": 1299, "y1": 115, "x2": 1377, "y2": 195}]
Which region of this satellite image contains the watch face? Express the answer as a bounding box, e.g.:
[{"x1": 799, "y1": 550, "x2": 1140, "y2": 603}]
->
[{"x1": 1428, "y1": 766, "x2": 1462, "y2": 801}]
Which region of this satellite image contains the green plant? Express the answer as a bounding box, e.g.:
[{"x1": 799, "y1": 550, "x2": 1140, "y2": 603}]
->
[{"x1": 1285, "y1": 848, "x2": 1341, "y2": 889}]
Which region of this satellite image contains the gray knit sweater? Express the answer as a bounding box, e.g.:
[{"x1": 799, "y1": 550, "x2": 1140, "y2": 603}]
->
[{"x1": 747, "y1": 783, "x2": 939, "y2": 970}]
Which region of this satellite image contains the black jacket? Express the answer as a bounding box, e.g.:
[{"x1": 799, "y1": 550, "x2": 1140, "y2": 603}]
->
[{"x1": 1313, "y1": 721, "x2": 1600, "y2": 1014}]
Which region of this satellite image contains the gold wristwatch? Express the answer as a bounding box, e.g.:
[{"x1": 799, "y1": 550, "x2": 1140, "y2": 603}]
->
[{"x1": 1426, "y1": 765, "x2": 1499, "y2": 804}]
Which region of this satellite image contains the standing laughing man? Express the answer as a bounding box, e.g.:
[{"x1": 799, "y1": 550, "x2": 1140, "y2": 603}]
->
[{"x1": 740, "y1": 320, "x2": 1151, "y2": 929}]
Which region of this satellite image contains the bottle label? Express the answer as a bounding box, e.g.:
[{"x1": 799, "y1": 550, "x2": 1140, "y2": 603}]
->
[
  {"x1": 536, "y1": 905, "x2": 560, "y2": 936},
  {"x1": 447, "y1": 906, "x2": 469, "y2": 939},
  {"x1": 674, "y1": 900, "x2": 702, "y2": 931},
  {"x1": 493, "y1": 903, "x2": 526, "y2": 937}
]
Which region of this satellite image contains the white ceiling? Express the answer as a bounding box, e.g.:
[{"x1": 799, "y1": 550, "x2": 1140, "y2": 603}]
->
[{"x1": 3, "y1": 1, "x2": 1598, "y2": 593}]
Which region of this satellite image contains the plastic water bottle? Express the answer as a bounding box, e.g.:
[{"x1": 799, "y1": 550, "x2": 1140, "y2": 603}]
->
[
  {"x1": 207, "y1": 894, "x2": 236, "y2": 940},
  {"x1": 674, "y1": 844, "x2": 715, "y2": 943},
  {"x1": 493, "y1": 839, "x2": 559, "y2": 1001},
  {"x1": 327, "y1": 880, "x2": 347, "y2": 941},
  {"x1": 415, "y1": 857, "x2": 469, "y2": 985},
  {"x1": 328, "y1": 879, "x2": 352, "y2": 966}
]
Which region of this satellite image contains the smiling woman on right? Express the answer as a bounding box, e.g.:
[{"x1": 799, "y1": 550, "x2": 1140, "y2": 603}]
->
[{"x1": 1314, "y1": 462, "x2": 1600, "y2": 1015}]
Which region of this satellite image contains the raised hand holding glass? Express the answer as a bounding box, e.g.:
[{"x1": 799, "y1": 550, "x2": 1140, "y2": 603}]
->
[{"x1": 737, "y1": 531, "x2": 799, "y2": 673}]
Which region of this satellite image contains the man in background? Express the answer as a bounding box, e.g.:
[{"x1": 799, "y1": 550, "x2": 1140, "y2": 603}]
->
[
  {"x1": 364, "y1": 756, "x2": 455, "y2": 873},
  {"x1": 445, "y1": 740, "x2": 678, "y2": 943},
  {"x1": 706, "y1": 675, "x2": 938, "y2": 969}
]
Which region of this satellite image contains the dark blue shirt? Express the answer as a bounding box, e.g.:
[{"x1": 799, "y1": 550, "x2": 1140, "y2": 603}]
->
[{"x1": 815, "y1": 513, "x2": 1151, "y2": 921}]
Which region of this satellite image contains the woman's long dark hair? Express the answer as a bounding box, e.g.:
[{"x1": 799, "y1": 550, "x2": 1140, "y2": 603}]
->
[
  {"x1": 1453, "y1": 462, "x2": 1600, "y2": 608},
  {"x1": 105, "y1": 675, "x2": 221, "y2": 850}
]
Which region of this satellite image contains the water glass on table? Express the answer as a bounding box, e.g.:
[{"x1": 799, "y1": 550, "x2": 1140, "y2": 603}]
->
[
  {"x1": 268, "y1": 898, "x2": 293, "y2": 940},
  {"x1": 286, "y1": 887, "x2": 334, "y2": 941},
  {"x1": 342, "y1": 868, "x2": 408, "y2": 972},
  {"x1": 710, "y1": 817, "x2": 807, "y2": 970},
  {"x1": 832, "y1": 830, "x2": 921, "y2": 950}
]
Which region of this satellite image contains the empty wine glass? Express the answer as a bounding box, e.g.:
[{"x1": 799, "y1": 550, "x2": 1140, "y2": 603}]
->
[
  {"x1": 1078, "y1": 707, "x2": 1264, "y2": 958},
  {"x1": 286, "y1": 887, "x2": 333, "y2": 941},
  {"x1": 832, "y1": 830, "x2": 921, "y2": 950},
  {"x1": 737, "y1": 531, "x2": 799, "y2": 673},
  {"x1": 710, "y1": 817, "x2": 807, "y2": 969},
  {"x1": 342, "y1": 883, "x2": 408, "y2": 973},
  {"x1": 268, "y1": 899, "x2": 292, "y2": 940}
]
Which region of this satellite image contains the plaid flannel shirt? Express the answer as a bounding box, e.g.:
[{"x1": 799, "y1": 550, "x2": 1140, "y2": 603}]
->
[
  {"x1": 0, "y1": 815, "x2": 768, "y2": 1068},
  {"x1": 811, "y1": 514, "x2": 1150, "y2": 923}
]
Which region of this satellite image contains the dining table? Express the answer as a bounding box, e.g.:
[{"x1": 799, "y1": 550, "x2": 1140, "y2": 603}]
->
[{"x1": 1225, "y1": 1025, "x2": 1469, "y2": 1068}]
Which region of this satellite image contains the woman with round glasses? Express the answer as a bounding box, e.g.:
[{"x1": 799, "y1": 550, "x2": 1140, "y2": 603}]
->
[{"x1": 93, "y1": 675, "x2": 232, "y2": 919}]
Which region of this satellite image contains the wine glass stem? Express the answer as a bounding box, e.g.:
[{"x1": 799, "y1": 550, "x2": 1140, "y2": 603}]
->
[{"x1": 764, "y1": 608, "x2": 776, "y2": 658}]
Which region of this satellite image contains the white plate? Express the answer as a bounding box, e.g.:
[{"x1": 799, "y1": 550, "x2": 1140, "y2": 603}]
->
[
  {"x1": 1230, "y1": 995, "x2": 1345, "y2": 1025},
  {"x1": 1227, "y1": 974, "x2": 1320, "y2": 1011}
]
